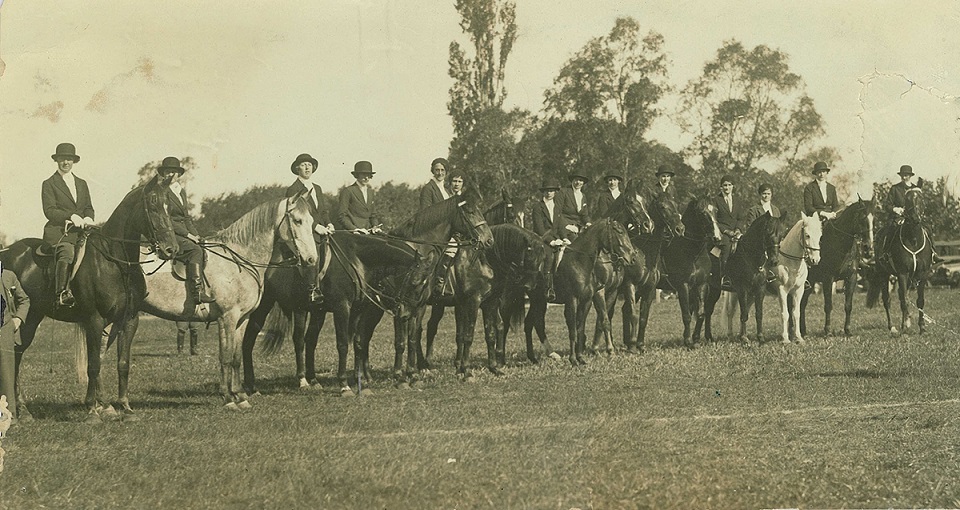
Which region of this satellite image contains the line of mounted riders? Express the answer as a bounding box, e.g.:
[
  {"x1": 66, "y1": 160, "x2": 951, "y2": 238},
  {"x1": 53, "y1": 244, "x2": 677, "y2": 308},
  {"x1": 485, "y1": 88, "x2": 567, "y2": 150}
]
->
[{"x1": 0, "y1": 144, "x2": 941, "y2": 423}]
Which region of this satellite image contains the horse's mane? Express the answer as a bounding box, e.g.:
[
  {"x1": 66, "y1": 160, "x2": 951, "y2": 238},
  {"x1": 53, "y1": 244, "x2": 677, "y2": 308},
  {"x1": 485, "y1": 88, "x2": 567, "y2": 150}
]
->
[
  {"x1": 491, "y1": 224, "x2": 540, "y2": 262},
  {"x1": 215, "y1": 198, "x2": 282, "y2": 245},
  {"x1": 393, "y1": 187, "x2": 482, "y2": 238}
]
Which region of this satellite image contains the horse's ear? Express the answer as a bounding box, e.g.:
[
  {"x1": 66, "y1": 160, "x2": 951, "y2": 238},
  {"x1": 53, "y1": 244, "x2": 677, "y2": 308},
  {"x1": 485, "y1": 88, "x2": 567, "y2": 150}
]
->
[
  {"x1": 501, "y1": 188, "x2": 510, "y2": 201},
  {"x1": 801, "y1": 211, "x2": 808, "y2": 220}
]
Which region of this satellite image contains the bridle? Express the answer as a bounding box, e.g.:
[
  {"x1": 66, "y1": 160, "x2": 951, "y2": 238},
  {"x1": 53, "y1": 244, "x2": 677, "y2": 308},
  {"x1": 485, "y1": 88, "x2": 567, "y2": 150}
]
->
[{"x1": 277, "y1": 194, "x2": 308, "y2": 264}]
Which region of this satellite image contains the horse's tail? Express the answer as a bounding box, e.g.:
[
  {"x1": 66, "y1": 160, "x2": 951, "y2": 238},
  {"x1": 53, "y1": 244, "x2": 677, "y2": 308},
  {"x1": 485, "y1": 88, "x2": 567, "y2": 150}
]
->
[
  {"x1": 505, "y1": 288, "x2": 525, "y2": 332},
  {"x1": 74, "y1": 324, "x2": 88, "y2": 384},
  {"x1": 260, "y1": 305, "x2": 292, "y2": 355}
]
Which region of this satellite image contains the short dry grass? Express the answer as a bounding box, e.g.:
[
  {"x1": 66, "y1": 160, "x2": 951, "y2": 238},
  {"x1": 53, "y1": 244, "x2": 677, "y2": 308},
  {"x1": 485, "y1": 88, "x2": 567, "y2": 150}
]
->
[{"x1": 3, "y1": 288, "x2": 960, "y2": 509}]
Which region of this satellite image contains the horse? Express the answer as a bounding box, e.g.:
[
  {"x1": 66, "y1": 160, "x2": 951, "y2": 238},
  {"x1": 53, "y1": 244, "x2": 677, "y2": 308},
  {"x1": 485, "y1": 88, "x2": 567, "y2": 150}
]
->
[
  {"x1": 659, "y1": 198, "x2": 723, "y2": 348},
  {"x1": 138, "y1": 195, "x2": 318, "y2": 410},
  {"x1": 798, "y1": 199, "x2": 874, "y2": 337},
  {"x1": 506, "y1": 186, "x2": 652, "y2": 363},
  {"x1": 774, "y1": 213, "x2": 823, "y2": 344},
  {"x1": 345, "y1": 190, "x2": 494, "y2": 389},
  {"x1": 866, "y1": 187, "x2": 933, "y2": 334},
  {"x1": 704, "y1": 211, "x2": 786, "y2": 344},
  {"x1": 621, "y1": 191, "x2": 685, "y2": 353},
  {"x1": 553, "y1": 218, "x2": 636, "y2": 365},
  {"x1": 414, "y1": 188, "x2": 522, "y2": 372},
  {"x1": 419, "y1": 223, "x2": 545, "y2": 378},
  {"x1": 0, "y1": 178, "x2": 179, "y2": 422}
]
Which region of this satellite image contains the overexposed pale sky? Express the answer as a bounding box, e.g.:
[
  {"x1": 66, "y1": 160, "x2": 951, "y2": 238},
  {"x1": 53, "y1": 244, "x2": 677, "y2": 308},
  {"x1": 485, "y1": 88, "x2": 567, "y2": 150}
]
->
[{"x1": 1, "y1": 0, "x2": 958, "y2": 240}]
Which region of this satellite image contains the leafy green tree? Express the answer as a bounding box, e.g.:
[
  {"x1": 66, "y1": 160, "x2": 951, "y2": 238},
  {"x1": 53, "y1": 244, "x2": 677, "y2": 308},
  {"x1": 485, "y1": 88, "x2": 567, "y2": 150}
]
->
[
  {"x1": 541, "y1": 17, "x2": 670, "y2": 182},
  {"x1": 370, "y1": 181, "x2": 418, "y2": 230},
  {"x1": 447, "y1": 0, "x2": 536, "y2": 199},
  {"x1": 677, "y1": 40, "x2": 836, "y2": 199}
]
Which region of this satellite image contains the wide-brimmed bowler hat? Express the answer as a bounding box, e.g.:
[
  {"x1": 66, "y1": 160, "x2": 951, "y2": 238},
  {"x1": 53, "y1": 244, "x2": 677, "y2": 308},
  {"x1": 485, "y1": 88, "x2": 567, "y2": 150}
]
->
[
  {"x1": 352, "y1": 161, "x2": 375, "y2": 176},
  {"x1": 157, "y1": 156, "x2": 186, "y2": 175},
  {"x1": 898, "y1": 165, "x2": 914, "y2": 176},
  {"x1": 539, "y1": 180, "x2": 561, "y2": 191},
  {"x1": 655, "y1": 165, "x2": 674, "y2": 176},
  {"x1": 603, "y1": 174, "x2": 624, "y2": 182},
  {"x1": 51, "y1": 142, "x2": 80, "y2": 162},
  {"x1": 812, "y1": 161, "x2": 831, "y2": 174},
  {"x1": 290, "y1": 153, "x2": 319, "y2": 174},
  {"x1": 568, "y1": 173, "x2": 588, "y2": 182}
]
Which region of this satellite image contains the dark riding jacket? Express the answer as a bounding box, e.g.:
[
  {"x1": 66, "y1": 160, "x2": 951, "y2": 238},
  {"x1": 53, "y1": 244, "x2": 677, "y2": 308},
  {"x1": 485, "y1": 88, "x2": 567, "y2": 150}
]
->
[
  {"x1": 336, "y1": 183, "x2": 379, "y2": 230},
  {"x1": 802, "y1": 180, "x2": 839, "y2": 217},
  {"x1": 41, "y1": 172, "x2": 95, "y2": 245}
]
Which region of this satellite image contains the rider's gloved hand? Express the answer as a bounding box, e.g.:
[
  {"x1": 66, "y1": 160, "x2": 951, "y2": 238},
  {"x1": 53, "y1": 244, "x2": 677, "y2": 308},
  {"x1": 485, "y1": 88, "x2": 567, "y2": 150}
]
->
[
  {"x1": 314, "y1": 224, "x2": 332, "y2": 235},
  {"x1": 893, "y1": 207, "x2": 905, "y2": 216},
  {"x1": 564, "y1": 224, "x2": 579, "y2": 234},
  {"x1": 70, "y1": 214, "x2": 84, "y2": 228}
]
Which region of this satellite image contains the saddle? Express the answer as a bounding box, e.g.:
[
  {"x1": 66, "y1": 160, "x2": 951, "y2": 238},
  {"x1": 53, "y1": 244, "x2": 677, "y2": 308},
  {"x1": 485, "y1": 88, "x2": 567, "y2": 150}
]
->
[
  {"x1": 138, "y1": 244, "x2": 206, "y2": 283},
  {"x1": 33, "y1": 238, "x2": 88, "y2": 289}
]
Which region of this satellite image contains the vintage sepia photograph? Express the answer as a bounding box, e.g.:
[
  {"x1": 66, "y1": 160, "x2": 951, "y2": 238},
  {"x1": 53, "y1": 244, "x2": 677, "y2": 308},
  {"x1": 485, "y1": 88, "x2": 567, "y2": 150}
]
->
[{"x1": 1, "y1": 1, "x2": 959, "y2": 507}]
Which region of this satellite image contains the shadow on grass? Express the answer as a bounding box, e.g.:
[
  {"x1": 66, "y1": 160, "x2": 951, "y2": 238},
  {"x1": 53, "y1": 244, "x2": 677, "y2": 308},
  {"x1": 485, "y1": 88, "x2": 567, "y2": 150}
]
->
[
  {"x1": 811, "y1": 368, "x2": 904, "y2": 379},
  {"x1": 20, "y1": 398, "x2": 207, "y2": 421}
]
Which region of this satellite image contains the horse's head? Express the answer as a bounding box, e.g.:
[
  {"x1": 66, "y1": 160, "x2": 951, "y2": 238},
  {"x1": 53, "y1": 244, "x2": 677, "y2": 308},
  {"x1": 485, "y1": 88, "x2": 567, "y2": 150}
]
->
[
  {"x1": 456, "y1": 188, "x2": 495, "y2": 249},
  {"x1": 798, "y1": 211, "x2": 823, "y2": 265},
  {"x1": 689, "y1": 198, "x2": 722, "y2": 245},
  {"x1": 844, "y1": 197, "x2": 876, "y2": 260},
  {"x1": 277, "y1": 193, "x2": 319, "y2": 267},
  {"x1": 483, "y1": 188, "x2": 520, "y2": 226},
  {"x1": 141, "y1": 177, "x2": 179, "y2": 260},
  {"x1": 617, "y1": 181, "x2": 654, "y2": 235},
  {"x1": 905, "y1": 187, "x2": 924, "y2": 224},
  {"x1": 519, "y1": 233, "x2": 547, "y2": 291},
  {"x1": 652, "y1": 194, "x2": 684, "y2": 240},
  {"x1": 748, "y1": 212, "x2": 782, "y2": 267},
  {"x1": 601, "y1": 219, "x2": 636, "y2": 267}
]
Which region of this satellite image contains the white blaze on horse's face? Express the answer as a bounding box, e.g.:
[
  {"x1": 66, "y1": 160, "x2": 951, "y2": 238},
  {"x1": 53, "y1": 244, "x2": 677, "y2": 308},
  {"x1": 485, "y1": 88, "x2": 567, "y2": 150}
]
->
[
  {"x1": 706, "y1": 204, "x2": 722, "y2": 241},
  {"x1": 278, "y1": 197, "x2": 318, "y2": 267},
  {"x1": 867, "y1": 212, "x2": 875, "y2": 249}
]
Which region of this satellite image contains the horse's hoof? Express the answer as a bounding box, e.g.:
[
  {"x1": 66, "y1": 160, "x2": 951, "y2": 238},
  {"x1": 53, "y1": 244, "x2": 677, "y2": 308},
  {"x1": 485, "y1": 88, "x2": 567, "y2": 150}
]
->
[
  {"x1": 738, "y1": 335, "x2": 750, "y2": 344},
  {"x1": 548, "y1": 352, "x2": 562, "y2": 361},
  {"x1": 121, "y1": 410, "x2": 139, "y2": 423},
  {"x1": 83, "y1": 411, "x2": 103, "y2": 425},
  {"x1": 224, "y1": 402, "x2": 241, "y2": 412},
  {"x1": 462, "y1": 372, "x2": 477, "y2": 383},
  {"x1": 17, "y1": 406, "x2": 34, "y2": 423},
  {"x1": 237, "y1": 400, "x2": 253, "y2": 410},
  {"x1": 101, "y1": 405, "x2": 121, "y2": 422},
  {"x1": 358, "y1": 388, "x2": 374, "y2": 396},
  {"x1": 307, "y1": 378, "x2": 321, "y2": 386},
  {"x1": 489, "y1": 366, "x2": 505, "y2": 377},
  {"x1": 341, "y1": 386, "x2": 357, "y2": 396},
  {"x1": 298, "y1": 384, "x2": 312, "y2": 392},
  {"x1": 394, "y1": 381, "x2": 411, "y2": 390},
  {"x1": 889, "y1": 327, "x2": 899, "y2": 335},
  {"x1": 794, "y1": 337, "x2": 806, "y2": 345}
]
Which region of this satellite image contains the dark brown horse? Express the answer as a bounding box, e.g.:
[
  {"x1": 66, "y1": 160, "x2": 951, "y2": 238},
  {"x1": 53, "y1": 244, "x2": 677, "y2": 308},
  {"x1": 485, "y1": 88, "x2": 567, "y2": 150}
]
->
[
  {"x1": 505, "y1": 187, "x2": 652, "y2": 363},
  {"x1": 621, "y1": 192, "x2": 684, "y2": 354},
  {"x1": 0, "y1": 178, "x2": 179, "y2": 422},
  {"x1": 797, "y1": 198, "x2": 874, "y2": 337},
  {"x1": 866, "y1": 188, "x2": 932, "y2": 334},
  {"x1": 554, "y1": 218, "x2": 636, "y2": 365},
  {"x1": 419, "y1": 223, "x2": 545, "y2": 378},
  {"x1": 662, "y1": 198, "x2": 722, "y2": 348},
  {"x1": 704, "y1": 211, "x2": 786, "y2": 344}
]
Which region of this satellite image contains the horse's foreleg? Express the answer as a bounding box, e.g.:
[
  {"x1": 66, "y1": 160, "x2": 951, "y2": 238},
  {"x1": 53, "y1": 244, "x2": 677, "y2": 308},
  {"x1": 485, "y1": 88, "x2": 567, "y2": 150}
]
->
[
  {"x1": 333, "y1": 306, "x2": 353, "y2": 392},
  {"x1": 778, "y1": 287, "x2": 790, "y2": 344},
  {"x1": 358, "y1": 308, "x2": 382, "y2": 386},
  {"x1": 842, "y1": 275, "x2": 856, "y2": 337},
  {"x1": 563, "y1": 298, "x2": 580, "y2": 366},
  {"x1": 590, "y1": 290, "x2": 610, "y2": 354},
  {"x1": 481, "y1": 298, "x2": 504, "y2": 375},
  {"x1": 822, "y1": 279, "x2": 834, "y2": 337},
  {"x1": 424, "y1": 305, "x2": 444, "y2": 368},
  {"x1": 700, "y1": 281, "x2": 721, "y2": 343},
  {"x1": 304, "y1": 311, "x2": 325, "y2": 385},
  {"x1": 676, "y1": 283, "x2": 693, "y2": 347},
  {"x1": 636, "y1": 285, "x2": 657, "y2": 354},
  {"x1": 114, "y1": 314, "x2": 139, "y2": 417},
  {"x1": 880, "y1": 276, "x2": 894, "y2": 332},
  {"x1": 799, "y1": 285, "x2": 813, "y2": 337},
  {"x1": 737, "y1": 292, "x2": 750, "y2": 343},
  {"x1": 917, "y1": 279, "x2": 926, "y2": 334},
  {"x1": 576, "y1": 298, "x2": 591, "y2": 365},
  {"x1": 525, "y1": 293, "x2": 549, "y2": 362},
  {"x1": 754, "y1": 290, "x2": 764, "y2": 344},
  {"x1": 457, "y1": 302, "x2": 480, "y2": 378},
  {"x1": 791, "y1": 287, "x2": 804, "y2": 344},
  {"x1": 291, "y1": 311, "x2": 309, "y2": 389},
  {"x1": 897, "y1": 274, "x2": 910, "y2": 333},
  {"x1": 82, "y1": 319, "x2": 108, "y2": 422}
]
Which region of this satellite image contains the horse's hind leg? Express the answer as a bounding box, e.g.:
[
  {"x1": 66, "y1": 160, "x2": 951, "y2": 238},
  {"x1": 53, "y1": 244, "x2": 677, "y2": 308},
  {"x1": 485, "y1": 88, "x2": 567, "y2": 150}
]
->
[
  {"x1": 799, "y1": 285, "x2": 813, "y2": 337},
  {"x1": 304, "y1": 310, "x2": 325, "y2": 386},
  {"x1": 241, "y1": 300, "x2": 271, "y2": 395},
  {"x1": 424, "y1": 305, "x2": 444, "y2": 368},
  {"x1": 897, "y1": 274, "x2": 910, "y2": 333},
  {"x1": 822, "y1": 279, "x2": 834, "y2": 336},
  {"x1": 880, "y1": 276, "x2": 895, "y2": 333},
  {"x1": 82, "y1": 318, "x2": 108, "y2": 423},
  {"x1": 842, "y1": 275, "x2": 856, "y2": 337}
]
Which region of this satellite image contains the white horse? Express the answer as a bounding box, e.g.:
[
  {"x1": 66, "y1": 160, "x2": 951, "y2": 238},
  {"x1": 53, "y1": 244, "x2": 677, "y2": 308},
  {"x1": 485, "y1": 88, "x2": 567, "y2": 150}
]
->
[{"x1": 775, "y1": 212, "x2": 823, "y2": 344}]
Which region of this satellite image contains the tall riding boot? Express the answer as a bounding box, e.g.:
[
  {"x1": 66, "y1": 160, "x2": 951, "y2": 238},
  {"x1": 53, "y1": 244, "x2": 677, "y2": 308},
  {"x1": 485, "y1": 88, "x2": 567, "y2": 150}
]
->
[
  {"x1": 55, "y1": 259, "x2": 75, "y2": 307},
  {"x1": 435, "y1": 255, "x2": 455, "y2": 296},
  {"x1": 189, "y1": 331, "x2": 199, "y2": 355},
  {"x1": 176, "y1": 331, "x2": 185, "y2": 354},
  {"x1": 187, "y1": 263, "x2": 215, "y2": 303}
]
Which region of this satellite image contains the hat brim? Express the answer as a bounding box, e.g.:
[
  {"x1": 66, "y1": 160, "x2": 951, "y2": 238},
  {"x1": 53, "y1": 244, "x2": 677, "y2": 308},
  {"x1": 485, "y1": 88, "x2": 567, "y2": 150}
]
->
[
  {"x1": 812, "y1": 168, "x2": 831, "y2": 174},
  {"x1": 52, "y1": 154, "x2": 80, "y2": 162},
  {"x1": 291, "y1": 158, "x2": 319, "y2": 174},
  {"x1": 351, "y1": 171, "x2": 375, "y2": 176},
  {"x1": 158, "y1": 166, "x2": 186, "y2": 175}
]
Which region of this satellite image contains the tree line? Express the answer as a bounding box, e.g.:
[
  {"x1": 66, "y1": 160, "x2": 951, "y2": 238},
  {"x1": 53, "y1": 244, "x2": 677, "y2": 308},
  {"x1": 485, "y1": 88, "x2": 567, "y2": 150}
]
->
[{"x1": 119, "y1": 0, "x2": 960, "y2": 241}]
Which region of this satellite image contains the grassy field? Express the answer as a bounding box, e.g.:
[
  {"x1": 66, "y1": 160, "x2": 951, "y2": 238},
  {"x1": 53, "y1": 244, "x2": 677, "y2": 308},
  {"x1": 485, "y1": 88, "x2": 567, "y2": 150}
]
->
[{"x1": 3, "y1": 288, "x2": 960, "y2": 509}]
